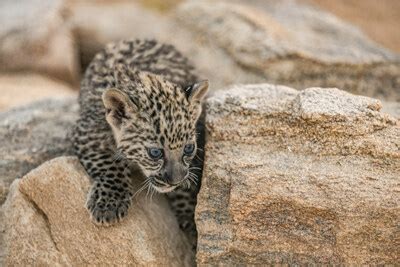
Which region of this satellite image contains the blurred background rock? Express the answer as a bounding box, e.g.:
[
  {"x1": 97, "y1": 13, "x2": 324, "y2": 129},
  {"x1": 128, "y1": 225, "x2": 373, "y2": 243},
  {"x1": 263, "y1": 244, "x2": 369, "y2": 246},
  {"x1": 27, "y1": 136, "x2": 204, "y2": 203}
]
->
[
  {"x1": 305, "y1": 0, "x2": 400, "y2": 53},
  {"x1": 0, "y1": 0, "x2": 399, "y2": 111}
]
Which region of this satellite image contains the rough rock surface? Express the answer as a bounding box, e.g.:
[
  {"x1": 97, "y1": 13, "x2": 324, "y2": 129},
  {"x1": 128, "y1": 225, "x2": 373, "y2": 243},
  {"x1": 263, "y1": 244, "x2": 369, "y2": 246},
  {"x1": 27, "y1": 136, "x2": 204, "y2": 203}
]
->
[
  {"x1": 0, "y1": 73, "x2": 76, "y2": 111},
  {"x1": 0, "y1": 99, "x2": 78, "y2": 204},
  {"x1": 1, "y1": 157, "x2": 193, "y2": 266},
  {"x1": 197, "y1": 84, "x2": 400, "y2": 265},
  {"x1": 176, "y1": 0, "x2": 400, "y2": 101},
  {"x1": 0, "y1": 0, "x2": 80, "y2": 85}
]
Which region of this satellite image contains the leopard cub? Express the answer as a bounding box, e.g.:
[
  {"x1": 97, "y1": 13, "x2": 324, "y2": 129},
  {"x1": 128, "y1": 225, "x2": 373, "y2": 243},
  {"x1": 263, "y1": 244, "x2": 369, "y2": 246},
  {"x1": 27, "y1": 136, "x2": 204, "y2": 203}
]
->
[{"x1": 73, "y1": 39, "x2": 208, "y2": 245}]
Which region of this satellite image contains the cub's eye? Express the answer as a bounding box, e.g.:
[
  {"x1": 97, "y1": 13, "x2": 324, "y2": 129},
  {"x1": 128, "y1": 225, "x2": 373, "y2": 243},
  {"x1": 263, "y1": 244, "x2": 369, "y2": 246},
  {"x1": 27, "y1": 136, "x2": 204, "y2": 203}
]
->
[
  {"x1": 183, "y1": 144, "x2": 195, "y2": 155},
  {"x1": 148, "y1": 148, "x2": 163, "y2": 159}
]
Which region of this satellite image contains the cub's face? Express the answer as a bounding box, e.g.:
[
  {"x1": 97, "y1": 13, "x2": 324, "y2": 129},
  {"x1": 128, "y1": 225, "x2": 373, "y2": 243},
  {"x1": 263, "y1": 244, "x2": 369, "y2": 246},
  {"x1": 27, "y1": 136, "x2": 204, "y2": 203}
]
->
[{"x1": 102, "y1": 70, "x2": 208, "y2": 193}]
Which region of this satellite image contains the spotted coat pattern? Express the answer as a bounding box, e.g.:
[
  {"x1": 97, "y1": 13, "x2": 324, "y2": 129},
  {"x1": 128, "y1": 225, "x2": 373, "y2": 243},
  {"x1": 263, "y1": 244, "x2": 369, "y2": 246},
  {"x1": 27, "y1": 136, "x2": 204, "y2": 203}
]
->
[{"x1": 72, "y1": 39, "x2": 206, "y2": 248}]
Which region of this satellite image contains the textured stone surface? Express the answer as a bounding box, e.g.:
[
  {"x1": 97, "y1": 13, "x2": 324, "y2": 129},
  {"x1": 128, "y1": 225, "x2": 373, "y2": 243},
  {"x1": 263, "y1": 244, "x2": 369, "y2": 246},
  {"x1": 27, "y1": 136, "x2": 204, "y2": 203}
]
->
[
  {"x1": 176, "y1": 0, "x2": 400, "y2": 101},
  {"x1": 1, "y1": 157, "x2": 193, "y2": 266},
  {"x1": 197, "y1": 84, "x2": 400, "y2": 265},
  {"x1": 0, "y1": 73, "x2": 76, "y2": 111},
  {"x1": 0, "y1": 0, "x2": 80, "y2": 85},
  {"x1": 0, "y1": 99, "x2": 78, "y2": 204}
]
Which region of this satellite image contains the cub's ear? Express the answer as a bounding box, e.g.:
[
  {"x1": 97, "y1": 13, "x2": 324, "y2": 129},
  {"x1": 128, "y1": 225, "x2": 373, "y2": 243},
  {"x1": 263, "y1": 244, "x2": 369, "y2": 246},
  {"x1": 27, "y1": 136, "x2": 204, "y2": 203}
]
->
[
  {"x1": 187, "y1": 80, "x2": 209, "y2": 102},
  {"x1": 102, "y1": 89, "x2": 137, "y2": 129}
]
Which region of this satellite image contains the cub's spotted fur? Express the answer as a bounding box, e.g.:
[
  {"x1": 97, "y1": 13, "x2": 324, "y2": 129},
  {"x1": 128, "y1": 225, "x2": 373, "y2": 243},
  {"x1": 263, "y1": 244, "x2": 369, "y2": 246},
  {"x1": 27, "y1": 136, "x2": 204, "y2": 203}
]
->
[{"x1": 72, "y1": 39, "x2": 207, "y2": 246}]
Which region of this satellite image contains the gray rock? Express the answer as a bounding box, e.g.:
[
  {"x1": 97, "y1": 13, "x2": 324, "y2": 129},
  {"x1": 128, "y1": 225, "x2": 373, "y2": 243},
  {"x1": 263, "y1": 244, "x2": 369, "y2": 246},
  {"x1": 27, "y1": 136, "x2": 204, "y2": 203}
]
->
[
  {"x1": 0, "y1": 98, "x2": 78, "y2": 204},
  {"x1": 197, "y1": 83, "x2": 400, "y2": 265}
]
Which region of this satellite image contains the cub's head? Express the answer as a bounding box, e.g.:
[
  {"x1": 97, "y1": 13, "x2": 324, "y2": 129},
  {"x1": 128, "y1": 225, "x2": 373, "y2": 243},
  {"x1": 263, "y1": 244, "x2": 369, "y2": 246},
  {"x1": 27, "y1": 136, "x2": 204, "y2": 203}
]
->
[{"x1": 102, "y1": 66, "x2": 208, "y2": 193}]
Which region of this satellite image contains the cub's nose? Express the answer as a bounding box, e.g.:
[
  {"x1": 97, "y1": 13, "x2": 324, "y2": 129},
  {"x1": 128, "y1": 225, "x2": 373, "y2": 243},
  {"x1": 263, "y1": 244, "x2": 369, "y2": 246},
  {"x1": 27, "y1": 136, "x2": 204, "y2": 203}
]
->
[{"x1": 162, "y1": 172, "x2": 172, "y2": 183}]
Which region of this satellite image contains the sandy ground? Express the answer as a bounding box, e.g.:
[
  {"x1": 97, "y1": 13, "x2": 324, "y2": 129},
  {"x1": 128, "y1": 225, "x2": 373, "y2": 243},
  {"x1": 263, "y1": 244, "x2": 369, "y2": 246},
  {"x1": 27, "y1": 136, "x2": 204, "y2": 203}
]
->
[{"x1": 303, "y1": 0, "x2": 400, "y2": 53}]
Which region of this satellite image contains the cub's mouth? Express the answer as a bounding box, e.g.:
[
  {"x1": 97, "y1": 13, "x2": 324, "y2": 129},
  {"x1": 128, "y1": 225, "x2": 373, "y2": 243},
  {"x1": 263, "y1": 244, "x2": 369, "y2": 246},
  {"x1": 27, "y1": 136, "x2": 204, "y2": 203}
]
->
[{"x1": 150, "y1": 178, "x2": 178, "y2": 193}]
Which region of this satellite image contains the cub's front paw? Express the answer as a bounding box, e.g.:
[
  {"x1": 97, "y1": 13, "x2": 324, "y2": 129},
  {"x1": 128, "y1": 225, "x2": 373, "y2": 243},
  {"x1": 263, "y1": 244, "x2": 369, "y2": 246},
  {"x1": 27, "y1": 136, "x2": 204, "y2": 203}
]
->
[{"x1": 86, "y1": 187, "x2": 131, "y2": 226}]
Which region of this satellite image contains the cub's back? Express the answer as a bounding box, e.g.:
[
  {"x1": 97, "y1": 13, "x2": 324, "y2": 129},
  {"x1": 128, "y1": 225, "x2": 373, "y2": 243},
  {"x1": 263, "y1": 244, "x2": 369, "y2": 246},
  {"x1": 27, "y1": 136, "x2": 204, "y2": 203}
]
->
[{"x1": 79, "y1": 39, "x2": 198, "y2": 115}]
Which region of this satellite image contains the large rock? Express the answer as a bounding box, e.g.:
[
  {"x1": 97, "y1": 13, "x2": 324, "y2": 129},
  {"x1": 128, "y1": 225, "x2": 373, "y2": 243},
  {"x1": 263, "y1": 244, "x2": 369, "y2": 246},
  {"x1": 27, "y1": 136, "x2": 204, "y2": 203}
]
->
[
  {"x1": 197, "y1": 84, "x2": 400, "y2": 265},
  {"x1": 0, "y1": 0, "x2": 80, "y2": 85},
  {"x1": 176, "y1": 0, "x2": 400, "y2": 101},
  {"x1": 0, "y1": 98, "x2": 78, "y2": 204},
  {"x1": 1, "y1": 157, "x2": 193, "y2": 266},
  {"x1": 0, "y1": 73, "x2": 76, "y2": 111}
]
